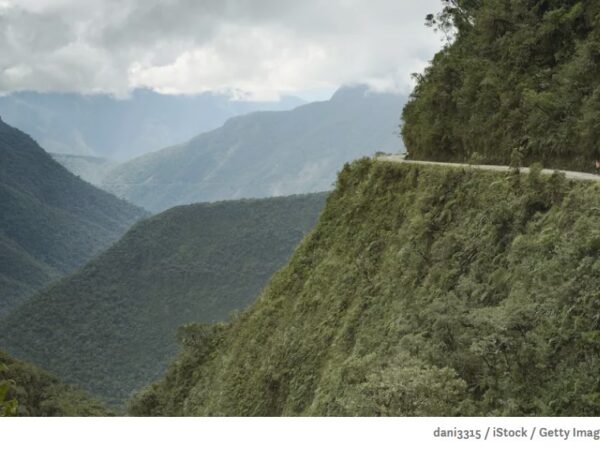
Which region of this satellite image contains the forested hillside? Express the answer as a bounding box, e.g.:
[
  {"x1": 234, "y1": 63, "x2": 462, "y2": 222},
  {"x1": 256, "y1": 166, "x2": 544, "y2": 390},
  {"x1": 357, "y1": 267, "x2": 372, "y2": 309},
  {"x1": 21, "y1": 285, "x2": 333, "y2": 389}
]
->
[
  {"x1": 0, "y1": 118, "x2": 146, "y2": 316},
  {"x1": 130, "y1": 159, "x2": 600, "y2": 416},
  {"x1": 0, "y1": 350, "x2": 108, "y2": 416},
  {"x1": 402, "y1": 0, "x2": 600, "y2": 172},
  {"x1": 0, "y1": 193, "x2": 326, "y2": 407},
  {"x1": 102, "y1": 85, "x2": 404, "y2": 211}
]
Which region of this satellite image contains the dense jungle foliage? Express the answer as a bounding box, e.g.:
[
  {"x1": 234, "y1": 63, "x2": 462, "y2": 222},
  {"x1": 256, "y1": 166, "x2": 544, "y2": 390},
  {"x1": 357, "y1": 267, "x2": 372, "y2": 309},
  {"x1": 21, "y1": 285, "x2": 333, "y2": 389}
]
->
[
  {"x1": 131, "y1": 159, "x2": 600, "y2": 416},
  {"x1": 0, "y1": 193, "x2": 326, "y2": 408},
  {"x1": 0, "y1": 117, "x2": 146, "y2": 316},
  {"x1": 0, "y1": 350, "x2": 108, "y2": 416},
  {"x1": 402, "y1": 0, "x2": 600, "y2": 172}
]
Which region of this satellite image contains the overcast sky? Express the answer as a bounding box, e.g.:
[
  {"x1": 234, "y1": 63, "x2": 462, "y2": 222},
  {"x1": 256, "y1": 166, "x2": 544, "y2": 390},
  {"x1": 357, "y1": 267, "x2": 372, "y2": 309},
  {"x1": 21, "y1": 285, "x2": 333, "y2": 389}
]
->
[{"x1": 0, "y1": 0, "x2": 443, "y2": 100}]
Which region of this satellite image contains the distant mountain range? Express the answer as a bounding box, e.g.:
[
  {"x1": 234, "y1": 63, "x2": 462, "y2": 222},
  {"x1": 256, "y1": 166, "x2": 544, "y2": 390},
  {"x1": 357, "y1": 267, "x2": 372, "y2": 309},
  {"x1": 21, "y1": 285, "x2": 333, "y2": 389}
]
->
[
  {"x1": 0, "y1": 192, "x2": 326, "y2": 406},
  {"x1": 102, "y1": 85, "x2": 406, "y2": 211},
  {"x1": 0, "y1": 117, "x2": 146, "y2": 316},
  {"x1": 0, "y1": 89, "x2": 305, "y2": 161}
]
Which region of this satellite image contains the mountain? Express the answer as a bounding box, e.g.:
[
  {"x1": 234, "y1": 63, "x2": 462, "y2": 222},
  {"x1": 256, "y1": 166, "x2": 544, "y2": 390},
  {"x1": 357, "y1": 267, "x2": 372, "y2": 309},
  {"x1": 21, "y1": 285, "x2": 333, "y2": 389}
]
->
[
  {"x1": 102, "y1": 85, "x2": 406, "y2": 212},
  {"x1": 130, "y1": 159, "x2": 600, "y2": 416},
  {"x1": 0, "y1": 192, "x2": 326, "y2": 407},
  {"x1": 402, "y1": 1, "x2": 600, "y2": 172},
  {"x1": 50, "y1": 153, "x2": 118, "y2": 187},
  {"x1": 0, "y1": 89, "x2": 305, "y2": 161},
  {"x1": 0, "y1": 350, "x2": 109, "y2": 416},
  {"x1": 0, "y1": 117, "x2": 146, "y2": 316}
]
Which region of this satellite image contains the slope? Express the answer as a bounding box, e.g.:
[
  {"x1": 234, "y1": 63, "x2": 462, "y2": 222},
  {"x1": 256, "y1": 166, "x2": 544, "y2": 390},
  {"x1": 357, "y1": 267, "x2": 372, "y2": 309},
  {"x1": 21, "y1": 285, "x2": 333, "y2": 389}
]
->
[
  {"x1": 130, "y1": 159, "x2": 600, "y2": 416},
  {"x1": 402, "y1": 0, "x2": 600, "y2": 172},
  {"x1": 0, "y1": 117, "x2": 146, "y2": 316},
  {"x1": 102, "y1": 85, "x2": 405, "y2": 211},
  {"x1": 0, "y1": 193, "x2": 326, "y2": 407}
]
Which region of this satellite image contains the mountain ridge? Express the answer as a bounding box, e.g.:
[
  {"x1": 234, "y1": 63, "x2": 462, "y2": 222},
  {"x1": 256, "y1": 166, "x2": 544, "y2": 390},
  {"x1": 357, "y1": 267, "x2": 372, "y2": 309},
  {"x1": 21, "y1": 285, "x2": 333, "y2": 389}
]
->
[
  {"x1": 0, "y1": 117, "x2": 146, "y2": 315},
  {"x1": 0, "y1": 89, "x2": 305, "y2": 161},
  {"x1": 102, "y1": 85, "x2": 405, "y2": 211},
  {"x1": 0, "y1": 192, "x2": 326, "y2": 406}
]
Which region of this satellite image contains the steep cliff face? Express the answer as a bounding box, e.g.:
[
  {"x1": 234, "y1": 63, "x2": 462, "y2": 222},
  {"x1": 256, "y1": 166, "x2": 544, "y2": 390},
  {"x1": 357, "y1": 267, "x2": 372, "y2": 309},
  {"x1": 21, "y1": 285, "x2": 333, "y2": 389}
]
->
[
  {"x1": 130, "y1": 159, "x2": 600, "y2": 416},
  {"x1": 402, "y1": 1, "x2": 600, "y2": 172}
]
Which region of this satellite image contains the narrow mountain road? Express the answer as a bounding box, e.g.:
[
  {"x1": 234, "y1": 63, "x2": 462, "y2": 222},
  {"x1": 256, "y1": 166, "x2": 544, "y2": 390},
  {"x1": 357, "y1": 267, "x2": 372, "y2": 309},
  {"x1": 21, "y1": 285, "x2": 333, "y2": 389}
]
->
[{"x1": 376, "y1": 154, "x2": 600, "y2": 182}]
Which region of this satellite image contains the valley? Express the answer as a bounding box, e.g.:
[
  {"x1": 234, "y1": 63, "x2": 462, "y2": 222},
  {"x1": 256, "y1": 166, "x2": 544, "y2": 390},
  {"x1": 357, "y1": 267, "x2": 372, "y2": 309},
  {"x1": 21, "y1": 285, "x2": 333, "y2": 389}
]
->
[
  {"x1": 101, "y1": 85, "x2": 405, "y2": 211},
  {"x1": 0, "y1": 193, "x2": 326, "y2": 407},
  {"x1": 2, "y1": 0, "x2": 600, "y2": 426},
  {"x1": 0, "y1": 117, "x2": 146, "y2": 316}
]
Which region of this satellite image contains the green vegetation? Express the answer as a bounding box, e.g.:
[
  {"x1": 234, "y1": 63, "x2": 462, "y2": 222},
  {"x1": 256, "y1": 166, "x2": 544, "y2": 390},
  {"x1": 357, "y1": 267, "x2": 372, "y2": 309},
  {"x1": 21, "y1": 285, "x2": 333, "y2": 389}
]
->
[
  {"x1": 0, "y1": 350, "x2": 108, "y2": 416},
  {"x1": 0, "y1": 379, "x2": 18, "y2": 417},
  {"x1": 102, "y1": 85, "x2": 405, "y2": 212},
  {"x1": 0, "y1": 117, "x2": 146, "y2": 316},
  {"x1": 0, "y1": 193, "x2": 326, "y2": 408},
  {"x1": 403, "y1": 0, "x2": 600, "y2": 172},
  {"x1": 131, "y1": 159, "x2": 600, "y2": 416}
]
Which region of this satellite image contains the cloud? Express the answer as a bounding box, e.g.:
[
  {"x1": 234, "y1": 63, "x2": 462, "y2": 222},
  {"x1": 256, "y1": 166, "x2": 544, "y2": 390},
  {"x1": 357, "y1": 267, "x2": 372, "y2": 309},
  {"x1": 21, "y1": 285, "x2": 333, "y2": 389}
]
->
[{"x1": 0, "y1": 0, "x2": 443, "y2": 99}]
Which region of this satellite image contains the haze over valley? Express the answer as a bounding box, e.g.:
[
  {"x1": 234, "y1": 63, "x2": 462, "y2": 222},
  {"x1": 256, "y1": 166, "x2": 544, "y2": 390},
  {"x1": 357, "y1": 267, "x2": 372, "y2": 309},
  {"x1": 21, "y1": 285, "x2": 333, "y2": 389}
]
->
[
  {"x1": 0, "y1": 89, "x2": 305, "y2": 161},
  {"x1": 3, "y1": 0, "x2": 600, "y2": 428},
  {"x1": 102, "y1": 85, "x2": 406, "y2": 211}
]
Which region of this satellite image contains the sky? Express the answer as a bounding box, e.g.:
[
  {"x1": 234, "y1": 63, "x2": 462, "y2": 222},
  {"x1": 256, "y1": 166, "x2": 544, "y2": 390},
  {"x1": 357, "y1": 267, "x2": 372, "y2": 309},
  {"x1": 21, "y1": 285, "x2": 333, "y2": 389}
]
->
[{"x1": 0, "y1": 0, "x2": 444, "y2": 101}]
